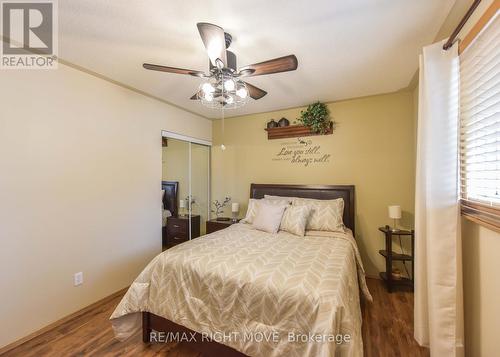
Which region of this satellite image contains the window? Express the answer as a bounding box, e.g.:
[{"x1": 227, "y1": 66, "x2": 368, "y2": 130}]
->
[{"x1": 460, "y1": 11, "x2": 500, "y2": 230}]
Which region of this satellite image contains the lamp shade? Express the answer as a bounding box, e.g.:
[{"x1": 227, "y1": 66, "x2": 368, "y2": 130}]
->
[
  {"x1": 232, "y1": 202, "x2": 240, "y2": 213},
  {"x1": 388, "y1": 205, "x2": 402, "y2": 219},
  {"x1": 179, "y1": 199, "x2": 186, "y2": 208}
]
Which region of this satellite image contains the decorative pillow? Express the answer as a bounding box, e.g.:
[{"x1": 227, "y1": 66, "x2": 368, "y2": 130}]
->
[
  {"x1": 240, "y1": 199, "x2": 261, "y2": 224},
  {"x1": 252, "y1": 202, "x2": 288, "y2": 234},
  {"x1": 292, "y1": 197, "x2": 345, "y2": 232},
  {"x1": 241, "y1": 198, "x2": 291, "y2": 224},
  {"x1": 280, "y1": 205, "x2": 312, "y2": 236}
]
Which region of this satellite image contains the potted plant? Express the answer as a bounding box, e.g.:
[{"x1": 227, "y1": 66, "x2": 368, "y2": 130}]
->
[
  {"x1": 296, "y1": 102, "x2": 332, "y2": 134},
  {"x1": 211, "y1": 197, "x2": 231, "y2": 221}
]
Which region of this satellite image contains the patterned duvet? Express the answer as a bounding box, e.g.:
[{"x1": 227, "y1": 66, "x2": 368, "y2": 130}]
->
[{"x1": 110, "y1": 223, "x2": 371, "y2": 357}]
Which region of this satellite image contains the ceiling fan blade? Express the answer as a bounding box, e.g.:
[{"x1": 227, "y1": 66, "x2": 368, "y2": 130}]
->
[
  {"x1": 143, "y1": 63, "x2": 205, "y2": 77},
  {"x1": 197, "y1": 22, "x2": 227, "y2": 67},
  {"x1": 244, "y1": 82, "x2": 267, "y2": 100},
  {"x1": 238, "y1": 55, "x2": 298, "y2": 77}
]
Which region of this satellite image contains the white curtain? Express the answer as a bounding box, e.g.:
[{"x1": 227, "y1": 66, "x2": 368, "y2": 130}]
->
[{"x1": 414, "y1": 40, "x2": 464, "y2": 356}]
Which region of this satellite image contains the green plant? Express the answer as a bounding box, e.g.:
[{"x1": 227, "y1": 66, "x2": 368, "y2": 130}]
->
[
  {"x1": 297, "y1": 102, "x2": 332, "y2": 134},
  {"x1": 211, "y1": 197, "x2": 231, "y2": 217}
]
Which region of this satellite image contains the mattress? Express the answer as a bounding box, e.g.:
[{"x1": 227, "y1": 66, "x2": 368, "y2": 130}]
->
[{"x1": 110, "y1": 223, "x2": 371, "y2": 356}]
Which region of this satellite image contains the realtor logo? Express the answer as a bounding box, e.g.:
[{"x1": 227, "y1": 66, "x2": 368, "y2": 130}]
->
[{"x1": 1, "y1": 0, "x2": 58, "y2": 69}]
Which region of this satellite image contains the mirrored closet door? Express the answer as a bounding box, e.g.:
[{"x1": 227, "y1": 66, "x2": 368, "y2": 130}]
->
[
  {"x1": 190, "y1": 143, "x2": 210, "y2": 235},
  {"x1": 161, "y1": 131, "x2": 211, "y2": 250}
]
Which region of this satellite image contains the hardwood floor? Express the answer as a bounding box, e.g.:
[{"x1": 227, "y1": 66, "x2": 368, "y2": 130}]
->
[
  {"x1": 1, "y1": 278, "x2": 428, "y2": 357},
  {"x1": 362, "y1": 278, "x2": 429, "y2": 357}
]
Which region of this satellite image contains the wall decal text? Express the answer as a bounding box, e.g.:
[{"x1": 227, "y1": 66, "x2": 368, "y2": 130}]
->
[{"x1": 272, "y1": 138, "x2": 331, "y2": 167}]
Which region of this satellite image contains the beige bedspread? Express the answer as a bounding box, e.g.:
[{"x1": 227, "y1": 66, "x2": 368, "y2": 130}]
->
[{"x1": 110, "y1": 223, "x2": 371, "y2": 357}]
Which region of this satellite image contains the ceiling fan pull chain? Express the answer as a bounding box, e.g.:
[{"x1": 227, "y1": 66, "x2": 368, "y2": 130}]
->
[{"x1": 221, "y1": 71, "x2": 226, "y2": 151}]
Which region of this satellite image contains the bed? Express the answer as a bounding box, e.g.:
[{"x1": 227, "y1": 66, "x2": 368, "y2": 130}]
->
[{"x1": 111, "y1": 184, "x2": 371, "y2": 357}]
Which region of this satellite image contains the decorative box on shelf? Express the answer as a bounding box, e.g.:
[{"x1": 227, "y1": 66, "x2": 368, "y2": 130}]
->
[{"x1": 265, "y1": 122, "x2": 333, "y2": 140}]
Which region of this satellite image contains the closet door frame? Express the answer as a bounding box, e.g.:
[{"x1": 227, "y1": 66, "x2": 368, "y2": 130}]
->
[{"x1": 161, "y1": 130, "x2": 212, "y2": 240}]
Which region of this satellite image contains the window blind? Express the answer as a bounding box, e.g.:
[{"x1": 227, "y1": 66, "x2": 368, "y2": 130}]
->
[{"x1": 460, "y1": 13, "x2": 500, "y2": 211}]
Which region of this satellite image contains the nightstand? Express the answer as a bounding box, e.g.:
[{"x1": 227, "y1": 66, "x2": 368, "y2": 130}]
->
[
  {"x1": 378, "y1": 225, "x2": 414, "y2": 292},
  {"x1": 164, "y1": 215, "x2": 200, "y2": 249},
  {"x1": 206, "y1": 218, "x2": 240, "y2": 234}
]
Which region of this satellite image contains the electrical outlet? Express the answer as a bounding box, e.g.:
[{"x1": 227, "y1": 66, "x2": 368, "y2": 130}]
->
[{"x1": 74, "y1": 272, "x2": 83, "y2": 286}]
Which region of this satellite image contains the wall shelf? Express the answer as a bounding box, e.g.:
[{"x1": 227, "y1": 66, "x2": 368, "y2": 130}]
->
[{"x1": 264, "y1": 122, "x2": 333, "y2": 140}]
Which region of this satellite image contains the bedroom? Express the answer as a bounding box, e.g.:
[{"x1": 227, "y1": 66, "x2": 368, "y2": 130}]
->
[{"x1": 0, "y1": 0, "x2": 499, "y2": 356}]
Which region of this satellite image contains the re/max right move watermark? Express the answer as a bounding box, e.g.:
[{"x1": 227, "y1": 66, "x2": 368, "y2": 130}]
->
[{"x1": 150, "y1": 330, "x2": 352, "y2": 345}]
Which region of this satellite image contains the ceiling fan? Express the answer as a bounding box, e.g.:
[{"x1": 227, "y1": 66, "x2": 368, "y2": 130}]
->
[{"x1": 143, "y1": 22, "x2": 298, "y2": 109}]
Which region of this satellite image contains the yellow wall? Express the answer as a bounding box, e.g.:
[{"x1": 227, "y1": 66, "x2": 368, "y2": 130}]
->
[
  {"x1": 462, "y1": 219, "x2": 500, "y2": 357},
  {"x1": 0, "y1": 60, "x2": 211, "y2": 349},
  {"x1": 212, "y1": 91, "x2": 416, "y2": 276}
]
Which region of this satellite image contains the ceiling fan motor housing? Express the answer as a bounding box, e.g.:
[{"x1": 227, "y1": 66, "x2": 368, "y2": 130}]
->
[{"x1": 224, "y1": 32, "x2": 232, "y2": 48}]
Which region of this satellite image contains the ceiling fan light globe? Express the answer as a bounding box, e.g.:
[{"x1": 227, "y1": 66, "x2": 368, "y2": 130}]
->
[
  {"x1": 201, "y1": 82, "x2": 215, "y2": 94},
  {"x1": 203, "y1": 92, "x2": 214, "y2": 101},
  {"x1": 236, "y1": 87, "x2": 248, "y2": 99},
  {"x1": 224, "y1": 79, "x2": 235, "y2": 91}
]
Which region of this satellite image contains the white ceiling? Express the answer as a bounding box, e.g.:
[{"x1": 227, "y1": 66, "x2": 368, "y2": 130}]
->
[{"x1": 59, "y1": 0, "x2": 455, "y2": 118}]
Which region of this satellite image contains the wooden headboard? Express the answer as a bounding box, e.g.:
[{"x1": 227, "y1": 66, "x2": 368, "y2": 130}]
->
[
  {"x1": 250, "y1": 184, "x2": 355, "y2": 235},
  {"x1": 162, "y1": 181, "x2": 178, "y2": 217}
]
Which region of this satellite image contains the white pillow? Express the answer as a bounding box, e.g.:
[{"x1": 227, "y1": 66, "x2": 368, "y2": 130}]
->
[
  {"x1": 293, "y1": 197, "x2": 345, "y2": 232},
  {"x1": 241, "y1": 198, "x2": 291, "y2": 224},
  {"x1": 252, "y1": 202, "x2": 287, "y2": 234},
  {"x1": 280, "y1": 205, "x2": 312, "y2": 236},
  {"x1": 241, "y1": 198, "x2": 261, "y2": 224}
]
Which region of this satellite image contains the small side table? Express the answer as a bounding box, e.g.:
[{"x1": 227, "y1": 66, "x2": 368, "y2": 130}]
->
[
  {"x1": 378, "y1": 225, "x2": 415, "y2": 292},
  {"x1": 206, "y1": 218, "x2": 240, "y2": 234},
  {"x1": 163, "y1": 215, "x2": 201, "y2": 250}
]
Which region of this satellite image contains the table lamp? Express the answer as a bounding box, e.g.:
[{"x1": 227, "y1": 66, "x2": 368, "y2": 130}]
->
[
  {"x1": 179, "y1": 199, "x2": 186, "y2": 217},
  {"x1": 231, "y1": 202, "x2": 239, "y2": 223},
  {"x1": 388, "y1": 205, "x2": 401, "y2": 232}
]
